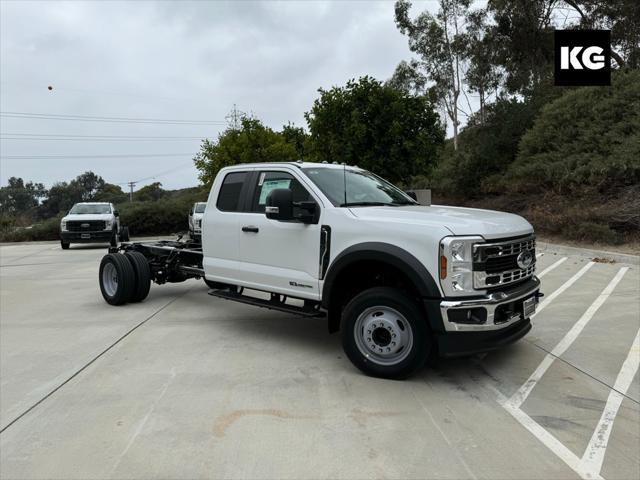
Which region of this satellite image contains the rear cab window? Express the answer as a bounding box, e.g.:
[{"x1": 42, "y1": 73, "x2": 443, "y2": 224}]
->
[{"x1": 216, "y1": 171, "x2": 248, "y2": 212}]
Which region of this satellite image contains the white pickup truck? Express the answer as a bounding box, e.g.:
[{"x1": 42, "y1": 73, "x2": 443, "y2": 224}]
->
[
  {"x1": 98, "y1": 162, "x2": 541, "y2": 379},
  {"x1": 60, "y1": 202, "x2": 128, "y2": 249},
  {"x1": 188, "y1": 202, "x2": 206, "y2": 242}
]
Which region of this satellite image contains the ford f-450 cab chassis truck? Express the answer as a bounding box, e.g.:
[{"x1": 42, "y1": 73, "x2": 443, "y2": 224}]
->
[{"x1": 98, "y1": 162, "x2": 541, "y2": 379}]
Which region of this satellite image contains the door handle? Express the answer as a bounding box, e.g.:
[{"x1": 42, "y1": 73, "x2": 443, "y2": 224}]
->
[{"x1": 242, "y1": 226, "x2": 259, "y2": 233}]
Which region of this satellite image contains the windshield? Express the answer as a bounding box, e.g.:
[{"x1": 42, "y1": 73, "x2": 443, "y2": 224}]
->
[
  {"x1": 302, "y1": 167, "x2": 417, "y2": 207},
  {"x1": 194, "y1": 203, "x2": 206, "y2": 213},
  {"x1": 69, "y1": 204, "x2": 111, "y2": 215}
]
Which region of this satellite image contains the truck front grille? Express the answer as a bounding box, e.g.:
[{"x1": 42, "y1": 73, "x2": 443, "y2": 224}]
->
[
  {"x1": 473, "y1": 235, "x2": 536, "y2": 289},
  {"x1": 66, "y1": 220, "x2": 106, "y2": 231}
]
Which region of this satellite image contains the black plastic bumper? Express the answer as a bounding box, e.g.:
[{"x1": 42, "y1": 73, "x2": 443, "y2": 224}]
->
[
  {"x1": 60, "y1": 231, "x2": 113, "y2": 243},
  {"x1": 436, "y1": 318, "x2": 532, "y2": 357}
]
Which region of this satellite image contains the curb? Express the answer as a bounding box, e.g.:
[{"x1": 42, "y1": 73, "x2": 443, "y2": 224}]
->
[{"x1": 537, "y1": 241, "x2": 639, "y2": 266}]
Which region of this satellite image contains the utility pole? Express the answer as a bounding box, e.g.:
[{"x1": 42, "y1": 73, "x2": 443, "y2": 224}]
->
[{"x1": 127, "y1": 181, "x2": 136, "y2": 202}]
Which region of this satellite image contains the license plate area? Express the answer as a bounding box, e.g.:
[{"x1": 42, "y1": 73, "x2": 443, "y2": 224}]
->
[
  {"x1": 523, "y1": 296, "x2": 537, "y2": 318},
  {"x1": 81, "y1": 233, "x2": 91, "y2": 239}
]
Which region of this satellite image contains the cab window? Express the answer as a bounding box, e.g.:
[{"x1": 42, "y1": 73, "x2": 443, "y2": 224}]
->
[
  {"x1": 250, "y1": 171, "x2": 314, "y2": 214},
  {"x1": 217, "y1": 172, "x2": 248, "y2": 212}
]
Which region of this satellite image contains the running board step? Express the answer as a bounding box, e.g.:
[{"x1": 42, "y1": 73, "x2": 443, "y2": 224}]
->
[{"x1": 208, "y1": 289, "x2": 326, "y2": 318}]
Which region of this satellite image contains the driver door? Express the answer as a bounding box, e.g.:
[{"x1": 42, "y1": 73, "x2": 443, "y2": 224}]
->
[{"x1": 235, "y1": 169, "x2": 322, "y2": 299}]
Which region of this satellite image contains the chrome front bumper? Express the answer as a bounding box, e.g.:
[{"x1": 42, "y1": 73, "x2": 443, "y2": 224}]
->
[{"x1": 440, "y1": 277, "x2": 541, "y2": 332}]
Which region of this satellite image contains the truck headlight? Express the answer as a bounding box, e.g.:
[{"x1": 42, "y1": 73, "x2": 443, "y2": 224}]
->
[
  {"x1": 439, "y1": 236, "x2": 483, "y2": 296},
  {"x1": 104, "y1": 220, "x2": 113, "y2": 230},
  {"x1": 61, "y1": 221, "x2": 67, "y2": 231}
]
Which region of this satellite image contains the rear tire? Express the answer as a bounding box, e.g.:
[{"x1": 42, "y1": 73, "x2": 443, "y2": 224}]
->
[
  {"x1": 60, "y1": 240, "x2": 70, "y2": 249},
  {"x1": 341, "y1": 287, "x2": 430, "y2": 380},
  {"x1": 99, "y1": 253, "x2": 136, "y2": 305},
  {"x1": 125, "y1": 251, "x2": 151, "y2": 302}
]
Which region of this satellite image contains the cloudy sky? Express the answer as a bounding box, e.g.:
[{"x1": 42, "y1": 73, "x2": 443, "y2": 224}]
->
[{"x1": 0, "y1": 0, "x2": 440, "y2": 191}]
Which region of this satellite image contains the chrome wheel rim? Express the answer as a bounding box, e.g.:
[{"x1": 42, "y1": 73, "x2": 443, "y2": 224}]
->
[
  {"x1": 102, "y1": 262, "x2": 118, "y2": 297},
  {"x1": 353, "y1": 306, "x2": 413, "y2": 366}
]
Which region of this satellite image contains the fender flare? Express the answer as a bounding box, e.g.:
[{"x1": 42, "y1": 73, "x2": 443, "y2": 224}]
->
[{"x1": 322, "y1": 242, "x2": 442, "y2": 333}]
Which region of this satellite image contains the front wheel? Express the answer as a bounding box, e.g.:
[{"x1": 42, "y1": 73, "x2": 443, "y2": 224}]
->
[
  {"x1": 60, "y1": 239, "x2": 70, "y2": 250},
  {"x1": 342, "y1": 287, "x2": 431, "y2": 380}
]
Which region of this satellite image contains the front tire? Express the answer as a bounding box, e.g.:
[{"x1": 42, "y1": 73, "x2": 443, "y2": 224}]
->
[
  {"x1": 341, "y1": 287, "x2": 431, "y2": 380},
  {"x1": 60, "y1": 239, "x2": 70, "y2": 250},
  {"x1": 99, "y1": 253, "x2": 136, "y2": 305}
]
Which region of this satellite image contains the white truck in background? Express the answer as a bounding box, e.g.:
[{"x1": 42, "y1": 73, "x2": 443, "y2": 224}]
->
[
  {"x1": 97, "y1": 162, "x2": 541, "y2": 379},
  {"x1": 60, "y1": 202, "x2": 129, "y2": 249},
  {"x1": 188, "y1": 202, "x2": 207, "y2": 242}
]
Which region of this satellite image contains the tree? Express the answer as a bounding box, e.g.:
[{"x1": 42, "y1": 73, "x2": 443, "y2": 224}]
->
[
  {"x1": 194, "y1": 117, "x2": 299, "y2": 186},
  {"x1": 281, "y1": 123, "x2": 309, "y2": 160},
  {"x1": 506, "y1": 69, "x2": 640, "y2": 194},
  {"x1": 485, "y1": 0, "x2": 557, "y2": 96},
  {"x1": 70, "y1": 171, "x2": 105, "y2": 201},
  {"x1": 134, "y1": 182, "x2": 165, "y2": 202},
  {"x1": 0, "y1": 177, "x2": 47, "y2": 216},
  {"x1": 562, "y1": 0, "x2": 640, "y2": 68},
  {"x1": 94, "y1": 183, "x2": 128, "y2": 204},
  {"x1": 305, "y1": 76, "x2": 444, "y2": 183},
  {"x1": 393, "y1": 0, "x2": 476, "y2": 150}
]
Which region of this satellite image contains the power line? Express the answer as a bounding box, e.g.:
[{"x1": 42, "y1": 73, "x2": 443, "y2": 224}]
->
[
  {"x1": 0, "y1": 153, "x2": 195, "y2": 159},
  {"x1": 1, "y1": 133, "x2": 208, "y2": 139},
  {"x1": 0, "y1": 111, "x2": 228, "y2": 125},
  {"x1": 1, "y1": 136, "x2": 206, "y2": 142}
]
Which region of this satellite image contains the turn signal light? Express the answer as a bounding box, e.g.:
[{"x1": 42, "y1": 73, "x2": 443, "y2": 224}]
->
[{"x1": 440, "y1": 255, "x2": 447, "y2": 279}]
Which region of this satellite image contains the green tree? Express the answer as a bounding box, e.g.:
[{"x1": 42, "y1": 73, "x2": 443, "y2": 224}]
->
[
  {"x1": 305, "y1": 76, "x2": 444, "y2": 183},
  {"x1": 94, "y1": 183, "x2": 128, "y2": 204},
  {"x1": 39, "y1": 181, "x2": 82, "y2": 217},
  {"x1": 563, "y1": 0, "x2": 640, "y2": 68},
  {"x1": 134, "y1": 182, "x2": 165, "y2": 202},
  {"x1": 393, "y1": 0, "x2": 475, "y2": 150},
  {"x1": 506, "y1": 69, "x2": 640, "y2": 194},
  {"x1": 0, "y1": 177, "x2": 47, "y2": 216},
  {"x1": 194, "y1": 117, "x2": 299, "y2": 186},
  {"x1": 70, "y1": 171, "x2": 105, "y2": 201}
]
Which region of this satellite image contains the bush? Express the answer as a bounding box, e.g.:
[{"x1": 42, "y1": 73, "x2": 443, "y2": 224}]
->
[
  {"x1": 505, "y1": 69, "x2": 640, "y2": 194},
  {"x1": 0, "y1": 215, "x2": 63, "y2": 242}
]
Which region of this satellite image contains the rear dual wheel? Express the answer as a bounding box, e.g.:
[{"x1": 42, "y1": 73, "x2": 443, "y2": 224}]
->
[{"x1": 99, "y1": 252, "x2": 150, "y2": 305}]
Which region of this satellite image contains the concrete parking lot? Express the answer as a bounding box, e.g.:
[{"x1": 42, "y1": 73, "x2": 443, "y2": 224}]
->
[{"x1": 1, "y1": 241, "x2": 638, "y2": 479}]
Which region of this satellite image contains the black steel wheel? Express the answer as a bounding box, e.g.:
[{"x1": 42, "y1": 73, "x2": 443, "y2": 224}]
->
[
  {"x1": 99, "y1": 253, "x2": 136, "y2": 305},
  {"x1": 341, "y1": 287, "x2": 431, "y2": 380}
]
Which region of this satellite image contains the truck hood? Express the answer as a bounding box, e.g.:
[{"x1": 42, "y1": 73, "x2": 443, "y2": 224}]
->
[
  {"x1": 348, "y1": 205, "x2": 533, "y2": 239},
  {"x1": 62, "y1": 213, "x2": 114, "y2": 222}
]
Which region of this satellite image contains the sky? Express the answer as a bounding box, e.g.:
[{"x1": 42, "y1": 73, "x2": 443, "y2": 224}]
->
[{"x1": 0, "y1": 0, "x2": 441, "y2": 191}]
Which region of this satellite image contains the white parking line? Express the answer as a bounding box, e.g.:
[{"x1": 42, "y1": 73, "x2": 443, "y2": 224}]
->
[
  {"x1": 534, "y1": 262, "x2": 595, "y2": 316},
  {"x1": 494, "y1": 266, "x2": 630, "y2": 480},
  {"x1": 509, "y1": 266, "x2": 628, "y2": 409},
  {"x1": 537, "y1": 257, "x2": 567, "y2": 278},
  {"x1": 581, "y1": 329, "x2": 640, "y2": 477}
]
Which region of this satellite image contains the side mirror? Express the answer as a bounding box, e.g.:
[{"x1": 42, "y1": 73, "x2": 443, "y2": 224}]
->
[
  {"x1": 265, "y1": 188, "x2": 293, "y2": 221},
  {"x1": 114, "y1": 211, "x2": 120, "y2": 217},
  {"x1": 405, "y1": 191, "x2": 418, "y2": 201}
]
